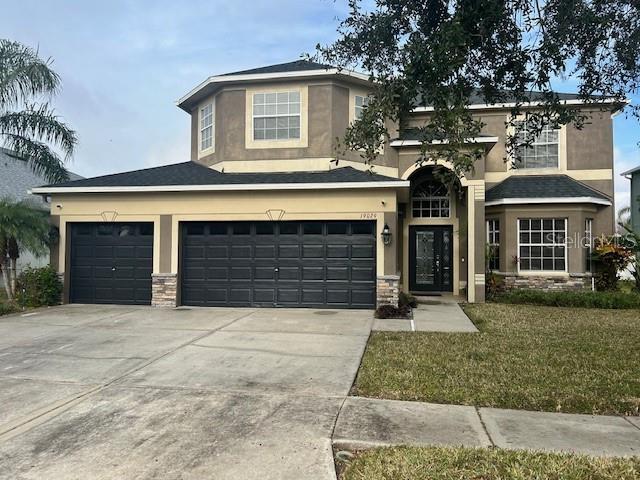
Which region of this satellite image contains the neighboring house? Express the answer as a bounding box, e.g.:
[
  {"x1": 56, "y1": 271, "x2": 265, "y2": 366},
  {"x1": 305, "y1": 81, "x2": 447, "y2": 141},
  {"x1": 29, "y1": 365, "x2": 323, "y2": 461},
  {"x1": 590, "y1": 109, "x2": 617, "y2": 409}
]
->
[
  {"x1": 0, "y1": 148, "x2": 82, "y2": 284},
  {"x1": 622, "y1": 165, "x2": 640, "y2": 232},
  {"x1": 32, "y1": 60, "x2": 621, "y2": 308}
]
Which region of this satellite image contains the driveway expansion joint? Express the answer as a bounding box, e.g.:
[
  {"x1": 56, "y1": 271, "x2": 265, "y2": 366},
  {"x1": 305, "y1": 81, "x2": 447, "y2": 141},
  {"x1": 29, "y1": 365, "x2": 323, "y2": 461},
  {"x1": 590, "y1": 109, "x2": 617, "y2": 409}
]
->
[{"x1": 475, "y1": 406, "x2": 496, "y2": 447}]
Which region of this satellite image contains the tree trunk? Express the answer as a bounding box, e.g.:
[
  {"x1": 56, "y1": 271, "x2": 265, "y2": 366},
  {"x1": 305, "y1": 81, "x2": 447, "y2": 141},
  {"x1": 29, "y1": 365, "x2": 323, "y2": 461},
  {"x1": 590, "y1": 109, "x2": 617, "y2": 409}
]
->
[
  {"x1": 0, "y1": 258, "x2": 12, "y2": 301},
  {"x1": 9, "y1": 257, "x2": 17, "y2": 297},
  {"x1": 6, "y1": 237, "x2": 18, "y2": 299}
]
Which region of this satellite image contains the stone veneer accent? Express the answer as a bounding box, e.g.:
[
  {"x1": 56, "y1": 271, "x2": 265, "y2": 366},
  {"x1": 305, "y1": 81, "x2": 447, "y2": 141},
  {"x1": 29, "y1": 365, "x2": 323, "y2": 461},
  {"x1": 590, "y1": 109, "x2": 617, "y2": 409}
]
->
[
  {"x1": 57, "y1": 272, "x2": 65, "y2": 304},
  {"x1": 152, "y1": 273, "x2": 178, "y2": 307},
  {"x1": 376, "y1": 275, "x2": 400, "y2": 307},
  {"x1": 502, "y1": 273, "x2": 591, "y2": 291}
]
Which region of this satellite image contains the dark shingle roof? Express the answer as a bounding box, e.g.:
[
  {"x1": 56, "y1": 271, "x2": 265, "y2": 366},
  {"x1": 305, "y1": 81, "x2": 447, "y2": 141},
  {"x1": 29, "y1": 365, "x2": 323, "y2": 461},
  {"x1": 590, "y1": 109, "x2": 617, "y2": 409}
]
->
[
  {"x1": 42, "y1": 161, "x2": 401, "y2": 189},
  {"x1": 220, "y1": 60, "x2": 333, "y2": 77},
  {"x1": 486, "y1": 175, "x2": 610, "y2": 203}
]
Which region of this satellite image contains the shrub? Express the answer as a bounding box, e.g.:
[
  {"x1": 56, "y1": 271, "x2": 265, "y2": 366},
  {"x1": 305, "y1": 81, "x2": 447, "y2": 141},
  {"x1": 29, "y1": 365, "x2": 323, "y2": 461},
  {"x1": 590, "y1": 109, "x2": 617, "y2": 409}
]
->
[
  {"x1": 593, "y1": 236, "x2": 633, "y2": 291},
  {"x1": 0, "y1": 302, "x2": 19, "y2": 316},
  {"x1": 485, "y1": 272, "x2": 505, "y2": 300},
  {"x1": 399, "y1": 291, "x2": 418, "y2": 308},
  {"x1": 374, "y1": 304, "x2": 412, "y2": 319},
  {"x1": 493, "y1": 289, "x2": 640, "y2": 309},
  {"x1": 15, "y1": 266, "x2": 62, "y2": 308}
]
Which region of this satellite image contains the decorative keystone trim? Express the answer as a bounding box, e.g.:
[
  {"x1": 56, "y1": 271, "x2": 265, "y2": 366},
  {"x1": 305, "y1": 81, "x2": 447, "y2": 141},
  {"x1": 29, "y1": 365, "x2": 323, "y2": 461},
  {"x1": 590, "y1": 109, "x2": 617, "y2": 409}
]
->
[{"x1": 152, "y1": 273, "x2": 178, "y2": 307}]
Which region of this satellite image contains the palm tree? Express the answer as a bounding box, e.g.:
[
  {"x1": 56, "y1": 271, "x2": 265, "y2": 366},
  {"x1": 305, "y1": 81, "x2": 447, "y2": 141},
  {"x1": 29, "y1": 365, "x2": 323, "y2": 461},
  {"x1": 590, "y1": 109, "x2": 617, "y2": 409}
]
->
[
  {"x1": 0, "y1": 39, "x2": 76, "y2": 183},
  {"x1": 618, "y1": 206, "x2": 632, "y2": 234},
  {"x1": 0, "y1": 199, "x2": 50, "y2": 300}
]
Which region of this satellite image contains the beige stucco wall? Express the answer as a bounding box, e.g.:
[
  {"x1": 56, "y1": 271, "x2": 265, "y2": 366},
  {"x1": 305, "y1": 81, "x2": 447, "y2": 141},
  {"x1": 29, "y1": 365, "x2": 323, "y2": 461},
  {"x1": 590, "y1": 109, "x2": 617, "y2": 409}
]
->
[
  {"x1": 50, "y1": 188, "x2": 401, "y2": 301},
  {"x1": 189, "y1": 80, "x2": 398, "y2": 172},
  {"x1": 405, "y1": 108, "x2": 615, "y2": 185}
]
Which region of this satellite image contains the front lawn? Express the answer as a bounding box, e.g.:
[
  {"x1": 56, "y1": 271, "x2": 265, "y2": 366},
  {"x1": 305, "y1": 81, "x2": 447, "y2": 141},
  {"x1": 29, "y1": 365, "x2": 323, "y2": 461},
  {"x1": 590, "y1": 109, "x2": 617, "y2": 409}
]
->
[
  {"x1": 353, "y1": 304, "x2": 640, "y2": 415},
  {"x1": 338, "y1": 446, "x2": 640, "y2": 480}
]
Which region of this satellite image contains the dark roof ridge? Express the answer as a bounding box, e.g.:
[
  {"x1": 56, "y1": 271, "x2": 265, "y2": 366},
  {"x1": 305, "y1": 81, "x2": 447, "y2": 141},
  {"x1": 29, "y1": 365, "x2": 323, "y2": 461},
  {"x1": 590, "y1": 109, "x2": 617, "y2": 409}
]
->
[{"x1": 220, "y1": 59, "x2": 334, "y2": 77}]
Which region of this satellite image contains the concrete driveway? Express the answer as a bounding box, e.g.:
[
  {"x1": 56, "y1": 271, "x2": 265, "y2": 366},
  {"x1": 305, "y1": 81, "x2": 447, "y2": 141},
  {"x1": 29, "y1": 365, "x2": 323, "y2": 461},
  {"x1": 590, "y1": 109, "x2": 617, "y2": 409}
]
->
[{"x1": 0, "y1": 305, "x2": 373, "y2": 480}]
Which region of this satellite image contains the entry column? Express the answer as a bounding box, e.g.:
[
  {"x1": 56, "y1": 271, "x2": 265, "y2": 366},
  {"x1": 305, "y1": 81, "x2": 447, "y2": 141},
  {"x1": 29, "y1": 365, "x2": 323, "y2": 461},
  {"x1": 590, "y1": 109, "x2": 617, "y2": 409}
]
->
[
  {"x1": 152, "y1": 214, "x2": 177, "y2": 307},
  {"x1": 466, "y1": 183, "x2": 486, "y2": 303}
]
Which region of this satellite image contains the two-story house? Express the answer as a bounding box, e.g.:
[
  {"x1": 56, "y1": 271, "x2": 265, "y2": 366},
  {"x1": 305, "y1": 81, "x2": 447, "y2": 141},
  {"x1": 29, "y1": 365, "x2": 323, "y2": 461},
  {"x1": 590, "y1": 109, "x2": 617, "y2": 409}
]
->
[{"x1": 33, "y1": 60, "x2": 619, "y2": 308}]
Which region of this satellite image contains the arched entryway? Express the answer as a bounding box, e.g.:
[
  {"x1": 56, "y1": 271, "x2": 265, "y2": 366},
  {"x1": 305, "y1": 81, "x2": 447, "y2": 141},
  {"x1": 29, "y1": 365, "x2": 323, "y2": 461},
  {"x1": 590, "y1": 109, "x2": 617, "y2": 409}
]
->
[{"x1": 403, "y1": 167, "x2": 460, "y2": 295}]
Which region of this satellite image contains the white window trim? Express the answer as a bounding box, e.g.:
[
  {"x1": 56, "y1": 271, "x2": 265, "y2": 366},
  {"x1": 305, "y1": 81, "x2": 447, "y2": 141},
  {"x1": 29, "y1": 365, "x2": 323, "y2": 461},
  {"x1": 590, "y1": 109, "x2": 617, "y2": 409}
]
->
[
  {"x1": 198, "y1": 100, "x2": 215, "y2": 157},
  {"x1": 507, "y1": 115, "x2": 567, "y2": 174},
  {"x1": 245, "y1": 85, "x2": 308, "y2": 149},
  {"x1": 252, "y1": 91, "x2": 301, "y2": 142},
  {"x1": 348, "y1": 88, "x2": 370, "y2": 124},
  {"x1": 348, "y1": 88, "x2": 385, "y2": 155},
  {"x1": 516, "y1": 217, "x2": 568, "y2": 275}
]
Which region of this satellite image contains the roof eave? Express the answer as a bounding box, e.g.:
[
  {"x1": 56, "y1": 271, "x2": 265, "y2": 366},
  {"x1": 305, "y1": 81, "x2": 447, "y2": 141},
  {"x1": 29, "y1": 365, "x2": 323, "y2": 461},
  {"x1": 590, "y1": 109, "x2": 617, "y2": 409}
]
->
[
  {"x1": 621, "y1": 165, "x2": 640, "y2": 177},
  {"x1": 389, "y1": 137, "x2": 499, "y2": 148},
  {"x1": 485, "y1": 196, "x2": 612, "y2": 207},
  {"x1": 411, "y1": 98, "x2": 630, "y2": 113},
  {"x1": 176, "y1": 69, "x2": 372, "y2": 112},
  {"x1": 32, "y1": 180, "x2": 410, "y2": 195}
]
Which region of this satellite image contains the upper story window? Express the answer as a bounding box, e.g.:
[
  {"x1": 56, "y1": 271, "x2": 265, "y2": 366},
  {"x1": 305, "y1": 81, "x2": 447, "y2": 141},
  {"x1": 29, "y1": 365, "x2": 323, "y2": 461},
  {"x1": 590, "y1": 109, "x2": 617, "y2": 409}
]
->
[
  {"x1": 199, "y1": 102, "x2": 214, "y2": 152},
  {"x1": 354, "y1": 95, "x2": 369, "y2": 119},
  {"x1": 412, "y1": 180, "x2": 450, "y2": 218},
  {"x1": 515, "y1": 122, "x2": 559, "y2": 169},
  {"x1": 253, "y1": 91, "x2": 300, "y2": 140}
]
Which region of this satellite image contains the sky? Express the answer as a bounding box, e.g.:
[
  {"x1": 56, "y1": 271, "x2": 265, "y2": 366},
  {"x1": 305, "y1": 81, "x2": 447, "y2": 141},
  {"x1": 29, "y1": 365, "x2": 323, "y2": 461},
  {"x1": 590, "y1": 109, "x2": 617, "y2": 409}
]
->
[{"x1": 2, "y1": 0, "x2": 639, "y2": 210}]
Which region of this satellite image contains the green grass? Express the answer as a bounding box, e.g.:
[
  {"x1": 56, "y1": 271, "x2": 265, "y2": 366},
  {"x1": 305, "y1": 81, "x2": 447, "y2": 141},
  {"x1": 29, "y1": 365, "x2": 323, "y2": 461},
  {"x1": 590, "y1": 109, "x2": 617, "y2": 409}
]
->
[
  {"x1": 353, "y1": 304, "x2": 640, "y2": 415},
  {"x1": 339, "y1": 446, "x2": 640, "y2": 480}
]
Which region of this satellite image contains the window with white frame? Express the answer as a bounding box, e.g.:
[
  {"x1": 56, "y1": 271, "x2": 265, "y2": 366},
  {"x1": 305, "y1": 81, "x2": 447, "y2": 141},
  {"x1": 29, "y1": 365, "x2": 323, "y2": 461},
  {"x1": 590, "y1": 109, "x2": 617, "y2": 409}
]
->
[
  {"x1": 487, "y1": 219, "x2": 500, "y2": 271},
  {"x1": 354, "y1": 95, "x2": 369, "y2": 119},
  {"x1": 585, "y1": 218, "x2": 593, "y2": 272},
  {"x1": 515, "y1": 122, "x2": 559, "y2": 169},
  {"x1": 412, "y1": 180, "x2": 450, "y2": 218},
  {"x1": 252, "y1": 91, "x2": 301, "y2": 140},
  {"x1": 200, "y1": 102, "x2": 214, "y2": 151},
  {"x1": 518, "y1": 218, "x2": 567, "y2": 271}
]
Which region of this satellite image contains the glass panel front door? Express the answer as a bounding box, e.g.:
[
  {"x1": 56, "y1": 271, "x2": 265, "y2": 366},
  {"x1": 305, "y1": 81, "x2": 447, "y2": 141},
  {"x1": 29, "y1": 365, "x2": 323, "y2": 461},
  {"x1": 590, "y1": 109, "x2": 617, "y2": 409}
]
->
[
  {"x1": 409, "y1": 226, "x2": 453, "y2": 292},
  {"x1": 415, "y1": 231, "x2": 435, "y2": 287}
]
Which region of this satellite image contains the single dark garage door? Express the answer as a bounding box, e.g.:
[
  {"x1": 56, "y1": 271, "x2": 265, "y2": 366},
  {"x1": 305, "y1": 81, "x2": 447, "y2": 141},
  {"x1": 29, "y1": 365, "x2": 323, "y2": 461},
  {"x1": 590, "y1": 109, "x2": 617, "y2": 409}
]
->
[
  {"x1": 70, "y1": 222, "x2": 154, "y2": 305},
  {"x1": 181, "y1": 221, "x2": 376, "y2": 308}
]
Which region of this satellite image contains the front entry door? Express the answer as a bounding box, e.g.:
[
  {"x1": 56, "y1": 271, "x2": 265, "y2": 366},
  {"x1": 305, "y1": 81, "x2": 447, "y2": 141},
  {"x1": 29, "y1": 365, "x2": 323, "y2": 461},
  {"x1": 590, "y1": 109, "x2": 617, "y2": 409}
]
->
[{"x1": 409, "y1": 226, "x2": 453, "y2": 293}]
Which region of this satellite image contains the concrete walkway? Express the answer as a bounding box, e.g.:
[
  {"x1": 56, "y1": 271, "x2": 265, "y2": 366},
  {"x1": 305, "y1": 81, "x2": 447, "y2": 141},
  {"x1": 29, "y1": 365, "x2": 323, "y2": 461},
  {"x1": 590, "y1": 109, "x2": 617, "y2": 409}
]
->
[
  {"x1": 333, "y1": 397, "x2": 640, "y2": 457},
  {"x1": 373, "y1": 300, "x2": 478, "y2": 332}
]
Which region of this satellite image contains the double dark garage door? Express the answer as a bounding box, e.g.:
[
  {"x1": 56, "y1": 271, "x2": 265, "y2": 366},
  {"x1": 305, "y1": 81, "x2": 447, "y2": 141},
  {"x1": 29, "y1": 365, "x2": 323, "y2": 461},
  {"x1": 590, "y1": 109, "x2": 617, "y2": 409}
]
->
[{"x1": 70, "y1": 221, "x2": 376, "y2": 308}]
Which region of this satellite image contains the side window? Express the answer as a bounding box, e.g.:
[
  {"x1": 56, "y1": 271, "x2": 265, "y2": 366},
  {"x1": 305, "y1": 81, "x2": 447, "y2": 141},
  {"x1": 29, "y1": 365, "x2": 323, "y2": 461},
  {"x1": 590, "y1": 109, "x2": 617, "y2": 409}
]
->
[
  {"x1": 354, "y1": 94, "x2": 369, "y2": 119},
  {"x1": 199, "y1": 102, "x2": 214, "y2": 152},
  {"x1": 486, "y1": 219, "x2": 500, "y2": 271}
]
